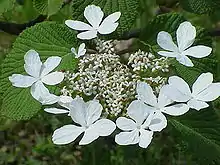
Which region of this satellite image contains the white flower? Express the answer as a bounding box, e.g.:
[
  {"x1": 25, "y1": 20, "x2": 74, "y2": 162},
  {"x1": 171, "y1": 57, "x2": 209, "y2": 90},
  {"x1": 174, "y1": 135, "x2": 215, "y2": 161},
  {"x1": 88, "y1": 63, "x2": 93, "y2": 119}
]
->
[
  {"x1": 52, "y1": 96, "x2": 116, "y2": 145},
  {"x1": 164, "y1": 73, "x2": 220, "y2": 110},
  {"x1": 115, "y1": 100, "x2": 167, "y2": 148},
  {"x1": 137, "y1": 82, "x2": 189, "y2": 116},
  {"x1": 65, "y1": 5, "x2": 121, "y2": 40},
  {"x1": 44, "y1": 95, "x2": 73, "y2": 114},
  {"x1": 157, "y1": 21, "x2": 212, "y2": 67},
  {"x1": 9, "y1": 50, "x2": 64, "y2": 104},
  {"x1": 71, "y1": 43, "x2": 86, "y2": 58}
]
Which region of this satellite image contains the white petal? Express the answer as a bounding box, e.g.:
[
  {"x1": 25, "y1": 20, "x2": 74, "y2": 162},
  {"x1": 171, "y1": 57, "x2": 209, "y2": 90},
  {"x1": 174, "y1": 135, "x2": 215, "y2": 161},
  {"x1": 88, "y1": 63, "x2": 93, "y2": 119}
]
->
[
  {"x1": 192, "y1": 72, "x2": 213, "y2": 96},
  {"x1": 71, "y1": 47, "x2": 77, "y2": 55},
  {"x1": 187, "y1": 99, "x2": 209, "y2": 111},
  {"x1": 84, "y1": 5, "x2": 104, "y2": 28},
  {"x1": 86, "y1": 99, "x2": 103, "y2": 125},
  {"x1": 116, "y1": 117, "x2": 137, "y2": 131},
  {"x1": 79, "y1": 129, "x2": 99, "y2": 145},
  {"x1": 158, "y1": 85, "x2": 173, "y2": 108},
  {"x1": 127, "y1": 100, "x2": 153, "y2": 125},
  {"x1": 139, "y1": 129, "x2": 153, "y2": 148},
  {"x1": 167, "y1": 76, "x2": 191, "y2": 102},
  {"x1": 44, "y1": 108, "x2": 69, "y2": 114},
  {"x1": 77, "y1": 49, "x2": 86, "y2": 58},
  {"x1": 9, "y1": 74, "x2": 37, "y2": 88},
  {"x1": 58, "y1": 96, "x2": 74, "y2": 110},
  {"x1": 78, "y1": 43, "x2": 86, "y2": 56},
  {"x1": 136, "y1": 81, "x2": 157, "y2": 107},
  {"x1": 24, "y1": 50, "x2": 42, "y2": 78},
  {"x1": 41, "y1": 71, "x2": 64, "y2": 85},
  {"x1": 77, "y1": 30, "x2": 98, "y2": 40},
  {"x1": 52, "y1": 125, "x2": 84, "y2": 145},
  {"x1": 183, "y1": 46, "x2": 212, "y2": 58},
  {"x1": 30, "y1": 81, "x2": 50, "y2": 102},
  {"x1": 196, "y1": 83, "x2": 220, "y2": 102},
  {"x1": 158, "y1": 51, "x2": 178, "y2": 58},
  {"x1": 98, "y1": 12, "x2": 121, "y2": 34},
  {"x1": 162, "y1": 103, "x2": 189, "y2": 116},
  {"x1": 157, "y1": 31, "x2": 178, "y2": 52},
  {"x1": 40, "y1": 56, "x2": 62, "y2": 77},
  {"x1": 149, "y1": 112, "x2": 167, "y2": 132},
  {"x1": 69, "y1": 96, "x2": 87, "y2": 126},
  {"x1": 65, "y1": 20, "x2": 93, "y2": 31},
  {"x1": 115, "y1": 129, "x2": 139, "y2": 146},
  {"x1": 177, "y1": 21, "x2": 196, "y2": 52},
  {"x1": 90, "y1": 119, "x2": 116, "y2": 136},
  {"x1": 40, "y1": 93, "x2": 59, "y2": 105},
  {"x1": 177, "y1": 55, "x2": 194, "y2": 67}
]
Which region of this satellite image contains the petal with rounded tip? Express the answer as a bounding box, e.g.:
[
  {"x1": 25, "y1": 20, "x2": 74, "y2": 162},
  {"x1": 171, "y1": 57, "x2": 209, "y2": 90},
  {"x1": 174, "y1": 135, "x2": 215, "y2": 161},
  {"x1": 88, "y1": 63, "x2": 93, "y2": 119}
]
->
[
  {"x1": 183, "y1": 46, "x2": 212, "y2": 58},
  {"x1": 177, "y1": 21, "x2": 196, "y2": 52},
  {"x1": 116, "y1": 117, "x2": 137, "y2": 131},
  {"x1": 127, "y1": 100, "x2": 153, "y2": 125},
  {"x1": 9, "y1": 74, "x2": 37, "y2": 88},
  {"x1": 69, "y1": 96, "x2": 87, "y2": 126},
  {"x1": 44, "y1": 108, "x2": 69, "y2": 114},
  {"x1": 136, "y1": 81, "x2": 157, "y2": 107},
  {"x1": 192, "y1": 72, "x2": 213, "y2": 96},
  {"x1": 149, "y1": 112, "x2": 167, "y2": 132},
  {"x1": 84, "y1": 5, "x2": 104, "y2": 28},
  {"x1": 177, "y1": 55, "x2": 194, "y2": 67},
  {"x1": 24, "y1": 50, "x2": 42, "y2": 78},
  {"x1": 162, "y1": 103, "x2": 189, "y2": 116},
  {"x1": 196, "y1": 83, "x2": 220, "y2": 102},
  {"x1": 187, "y1": 99, "x2": 209, "y2": 111},
  {"x1": 40, "y1": 56, "x2": 62, "y2": 77},
  {"x1": 115, "y1": 129, "x2": 139, "y2": 146},
  {"x1": 52, "y1": 125, "x2": 84, "y2": 145},
  {"x1": 41, "y1": 71, "x2": 64, "y2": 85},
  {"x1": 157, "y1": 31, "x2": 178, "y2": 52},
  {"x1": 86, "y1": 99, "x2": 103, "y2": 126},
  {"x1": 65, "y1": 20, "x2": 93, "y2": 31},
  {"x1": 77, "y1": 30, "x2": 97, "y2": 40},
  {"x1": 139, "y1": 129, "x2": 153, "y2": 148},
  {"x1": 158, "y1": 51, "x2": 178, "y2": 58}
]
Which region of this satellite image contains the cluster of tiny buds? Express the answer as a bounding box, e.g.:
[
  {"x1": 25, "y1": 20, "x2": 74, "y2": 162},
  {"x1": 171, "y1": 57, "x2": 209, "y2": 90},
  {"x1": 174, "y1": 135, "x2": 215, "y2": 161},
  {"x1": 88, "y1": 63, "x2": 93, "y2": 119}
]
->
[
  {"x1": 95, "y1": 39, "x2": 117, "y2": 54},
  {"x1": 128, "y1": 50, "x2": 169, "y2": 73},
  {"x1": 60, "y1": 40, "x2": 171, "y2": 117}
]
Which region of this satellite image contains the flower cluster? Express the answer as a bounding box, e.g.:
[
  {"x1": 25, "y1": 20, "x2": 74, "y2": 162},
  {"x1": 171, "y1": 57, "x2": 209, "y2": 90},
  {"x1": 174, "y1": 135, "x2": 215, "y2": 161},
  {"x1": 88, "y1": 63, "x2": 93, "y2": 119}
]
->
[{"x1": 9, "y1": 5, "x2": 220, "y2": 149}]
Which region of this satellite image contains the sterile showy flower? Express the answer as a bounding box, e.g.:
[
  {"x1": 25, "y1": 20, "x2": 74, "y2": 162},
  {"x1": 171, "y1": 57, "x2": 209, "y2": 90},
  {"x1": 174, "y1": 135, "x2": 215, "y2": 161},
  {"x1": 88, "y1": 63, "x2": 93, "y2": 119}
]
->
[
  {"x1": 157, "y1": 21, "x2": 212, "y2": 67},
  {"x1": 115, "y1": 100, "x2": 167, "y2": 148},
  {"x1": 65, "y1": 5, "x2": 121, "y2": 40},
  {"x1": 9, "y1": 50, "x2": 64, "y2": 104},
  {"x1": 52, "y1": 96, "x2": 116, "y2": 145},
  {"x1": 164, "y1": 73, "x2": 220, "y2": 110},
  {"x1": 71, "y1": 43, "x2": 86, "y2": 58},
  {"x1": 137, "y1": 82, "x2": 189, "y2": 117},
  {"x1": 44, "y1": 96, "x2": 73, "y2": 114}
]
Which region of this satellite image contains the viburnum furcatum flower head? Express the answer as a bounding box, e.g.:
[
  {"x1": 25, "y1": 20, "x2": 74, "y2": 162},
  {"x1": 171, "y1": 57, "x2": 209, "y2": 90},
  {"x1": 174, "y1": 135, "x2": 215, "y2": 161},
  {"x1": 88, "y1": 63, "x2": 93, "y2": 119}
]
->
[
  {"x1": 157, "y1": 21, "x2": 212, "y2": 67},
  {"x1": 8, "y1": 4, "x2": 220, "y2": 150}
]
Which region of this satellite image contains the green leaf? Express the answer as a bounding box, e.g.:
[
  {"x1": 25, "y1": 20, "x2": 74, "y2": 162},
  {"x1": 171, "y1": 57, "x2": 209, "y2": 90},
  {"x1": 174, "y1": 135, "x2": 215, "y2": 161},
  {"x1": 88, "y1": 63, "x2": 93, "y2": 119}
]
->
[
  {"x1": 33, "y1": 0, "x2": 64, "y2": 16},
  {"x1": 71, "y1": 0, "x2": 140, "y2": 37},
  {"x1": 169, "y1": 109, "x2": 220, "y2": 164},
  {"x1": 0, "y1": 22, "x2": 78, "y2": 120},
  {"x1": 0, "y1": 0, "x2": 15, "y2": 15},
  {"x1": 179, "y1": 0, "x2": 220, "y2": 14}
]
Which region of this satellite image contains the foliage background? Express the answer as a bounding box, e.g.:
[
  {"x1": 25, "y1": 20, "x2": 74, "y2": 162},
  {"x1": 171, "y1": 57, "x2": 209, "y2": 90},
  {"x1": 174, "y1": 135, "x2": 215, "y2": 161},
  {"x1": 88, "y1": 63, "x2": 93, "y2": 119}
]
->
[{"x1": 0, "y1": 0, "x2": 220, "y2": 164}]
